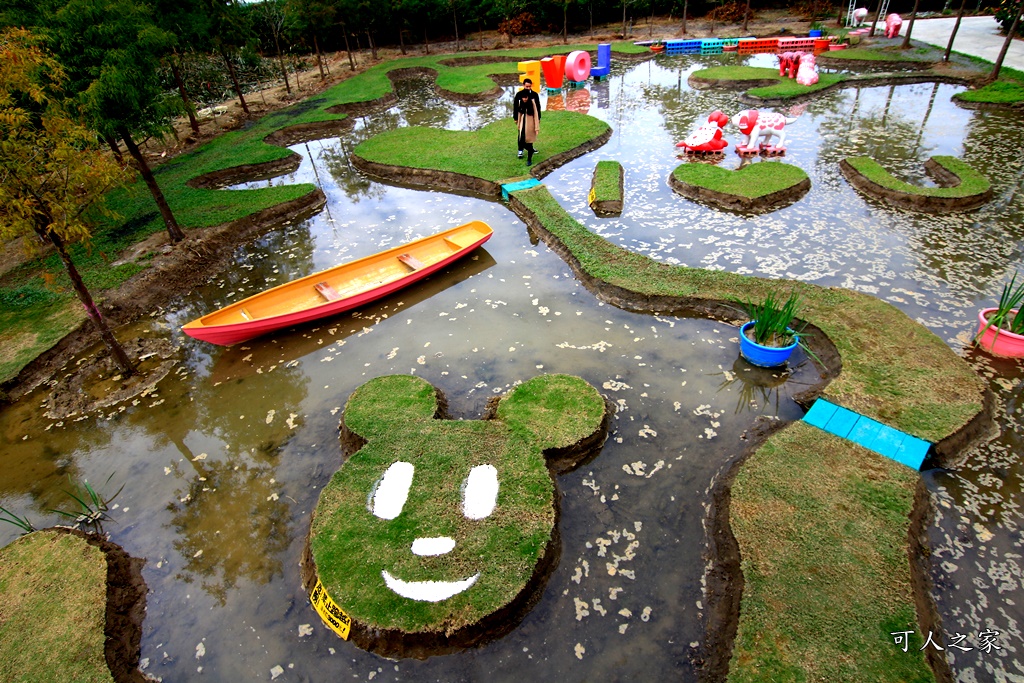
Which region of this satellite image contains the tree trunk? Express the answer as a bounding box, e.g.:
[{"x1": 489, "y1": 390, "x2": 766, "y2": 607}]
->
[
  {"x1": 293, "y1": 54, "x2": 301, "y2": 91},
  {"x1": 314, "y1": 34, "x2": 327, "y2": 79},
  {"x1": 622, "y1": 3, "x2": 627, "y2": 38},
  {"x1": 273, "y1": 33, "x2": 291, "y2": 93},
  {"x1": 868, "y1": 0, "x2": 884, "y2": 35},
  {"x1": 219, "y1": 48, "x2": 250, "y2": 116},
  {"x1": 170, "y1": 57, "x2": 200, "y2": 135},
  {"x1": 424, "y1": 27, "x2": 431, "y2": 53},
  {"x1": 944, "y1": 0, "x2": 969, "y2": 61},
  {"x1": 342, "y1": 26, "x2": 356, "y2": 70},
  {"x1": 366, "y1": 30, "x2": 378, "y2": 60},
  {"x1": 742, "y1": 0, "x2": 751, "y2": 32},
  {"x1": 682, "y1": 0, "x2": 688, "y2": 34},
  {"x1": 103, "y1": 133, "x2": 124, "y2": 165},
  {"x1": 564, "y1": 2, "x2": 569, "y2": 43},
  {"x1": 992, "y1": 0, "x2": 1024, "y2": 77},
  {"x1": 479, "y1": 19, "x2": 484, "y2": 49},
  {"x1": 900, "y1": 0, "x2": 922, "y2": 47},
  {"x1": 43, "y1": 227, "x2": 135, "y2": 376},
  {"x1": 118, "y1": 126, "x2": 185, "y2": 244},
  {"x1": 453, "y1": 6, "x2": 460, "y2": 51},
  {"x1": 398, "y1": 26, "x2": 407, "y2": 55}
]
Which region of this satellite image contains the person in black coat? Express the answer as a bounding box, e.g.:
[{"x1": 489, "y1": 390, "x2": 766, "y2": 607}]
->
[{"x1": 513, "y1": 79, "x2": 542, "y2": 166}]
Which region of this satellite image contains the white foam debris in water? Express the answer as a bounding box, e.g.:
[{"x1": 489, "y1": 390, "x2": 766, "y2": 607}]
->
[
  {"x1": 609, "y1": 587, "x2": 623, "y2": 600},
  {"x1": 638, "y1": 425, "x2": 657, "y2": 438},
  {"x1": 164, "y1": 467, "x2": 171, "y2": 475},
  {"x1": 270, "y1": 665, "x2": 284, "y2": 680},
  {"x1": 574, "y1": 597, "x2": 590, "y2": 620},
  {"x1": 592, "y1": 598, "x2": 607, "y2": 616},
  {"x1": 619, "y1": 624, "x2": 629, "y2": 634},
  {"x1": 265, "y1": 410, "x2": 275, "y2": 424},
  {"x1": 417, "y1": 355, "x2": 426, "y2": 365},
  {"x1": 387, "y1": 347, "x2": 399, "y2": 360},
  {"x1": 574, "y1": 643, "x2": 586, "y2": 660},
  {"x1": 641, "y1": 606, "x2": 652, "y2": 622},
  {"x1": 286, "y1": 413, "x2": 299, "y2": 429},
  {"x1": 195, "y1": 642, "x2": 205, "y2": 659},
  {"x1": 192, "y1": 453, "x2": 207, "y2": 461},
  {"x1": 298, "y1": 624, "x2": 314, "y2": 637}
]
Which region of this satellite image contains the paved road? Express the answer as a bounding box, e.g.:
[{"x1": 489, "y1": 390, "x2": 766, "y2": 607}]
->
[{"x1": 899, "y1": 15, "x2": 1024, "y2": 71}]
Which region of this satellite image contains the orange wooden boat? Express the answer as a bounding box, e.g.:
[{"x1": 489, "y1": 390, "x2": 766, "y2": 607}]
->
[{"x1": 182, "y1": 221, "x2": 493, "y2": 346}]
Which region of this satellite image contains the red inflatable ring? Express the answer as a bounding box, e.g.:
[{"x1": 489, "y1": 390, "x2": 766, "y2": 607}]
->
[{"x1": 565, "y1": 50, "x2": 592, "y2": 82}]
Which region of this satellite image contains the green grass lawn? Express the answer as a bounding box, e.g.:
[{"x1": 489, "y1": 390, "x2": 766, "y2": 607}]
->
[
  {"x1": 353, "y1": 110, "x2": 609, "y2": 183},
  {"x1": 0, "y1": 531, "x2": 113, "y2": 683}
]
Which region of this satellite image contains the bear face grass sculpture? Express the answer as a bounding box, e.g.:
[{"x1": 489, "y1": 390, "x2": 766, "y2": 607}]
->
[{"x1": 307, "y1": 374, "x2": 609, "y2": 656}]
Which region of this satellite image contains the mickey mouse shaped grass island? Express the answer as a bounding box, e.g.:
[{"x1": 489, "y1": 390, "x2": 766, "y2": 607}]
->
[{"x1": 303, "y1": 374, "x2": 610, "y2": 658}]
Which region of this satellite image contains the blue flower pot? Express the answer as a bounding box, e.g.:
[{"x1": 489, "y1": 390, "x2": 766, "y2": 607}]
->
[
  {"x1": 809, "y1": 29, "x2": 823, "y2": 37},
  {"x1": 739, "y1": 321, "x2": 798, "y2": 368}
]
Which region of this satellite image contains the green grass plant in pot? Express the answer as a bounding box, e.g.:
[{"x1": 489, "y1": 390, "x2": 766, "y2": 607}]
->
[
  {"x1": 976, "y1": 272, "x2": 1024, "y2": 357},
  {"x1": 734, "y1": 291, "x2": 804, "y2": 368}
]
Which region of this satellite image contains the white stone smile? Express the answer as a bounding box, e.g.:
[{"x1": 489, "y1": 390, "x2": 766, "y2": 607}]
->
[{"x1": 381, "y1": 570, "x2": 480, "y2": 602}]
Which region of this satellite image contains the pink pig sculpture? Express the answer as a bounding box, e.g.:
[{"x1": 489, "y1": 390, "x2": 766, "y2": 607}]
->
[
  {"x1": 796, "y1": 53, "x2": 818, "y2": 86},
  {"x1": 885, "y1": 13, "x2": 902, "y2": 38}
]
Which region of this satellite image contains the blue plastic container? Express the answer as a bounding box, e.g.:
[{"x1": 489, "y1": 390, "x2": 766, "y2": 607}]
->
[
  {"x1": 738, "y1": 321, "x2": 798, "y2": 367},
  {"x1": 809, "y1": 29, "x2": 823, "y2": 37}
]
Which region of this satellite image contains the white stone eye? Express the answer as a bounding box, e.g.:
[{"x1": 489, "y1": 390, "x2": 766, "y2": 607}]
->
[
  {"x1": 370, "y1": 461, "x2": 414, "y2": 520},
  {"x1": 462, "y1": 465, "x2": 499, "y2": 520}
]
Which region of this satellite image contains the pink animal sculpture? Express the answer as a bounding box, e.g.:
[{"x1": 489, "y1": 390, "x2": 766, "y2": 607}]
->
[
  {"x1": 852, "y1": 7, "x2": 868, "y2": 25},
  {"x1": 676, "y1": 110, "x2": 730, "y2": 154},
  {"x1": 885, "y1": 13, "x2": 903, "y2": 38},
  {"x1": 796, "y1": 53, "x2": 818, "y2": 86},
  {"x1": 731, "y1": 109, "x2": 799, "y2": 155},
  {"x1": 778, "y1": 52, "x2": 803, "y2": 79}
]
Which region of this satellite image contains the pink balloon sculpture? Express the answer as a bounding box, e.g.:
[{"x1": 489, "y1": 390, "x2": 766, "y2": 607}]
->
[
  {"x1": 676, "y1": 110, "x2": 730, "y2": 154},
  {"x1": 885, "y1": 13, "x2": 903, "y2": 38},
  {"x1": 796, "y1": 53, "x2": 818, "y2": 86}
]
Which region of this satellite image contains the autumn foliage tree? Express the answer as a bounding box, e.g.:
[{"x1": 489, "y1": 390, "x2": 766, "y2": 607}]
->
[{"x1": 0, "y1": 28, "x2": 136, "y2": 375}]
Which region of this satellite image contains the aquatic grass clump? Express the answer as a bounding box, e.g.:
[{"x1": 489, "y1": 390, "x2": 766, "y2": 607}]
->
[
  {"x1": 733, "y1": 290, "x2": 802, "y2": 347},
  {"x1": 978, "y1": 271, "x2": 1024, "y2": 339}
]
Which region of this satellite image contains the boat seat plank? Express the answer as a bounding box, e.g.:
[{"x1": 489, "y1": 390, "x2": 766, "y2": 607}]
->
[
  {"x1": 239, "y1": 308, "x2": 252, "y2": 321},
  {"x1": 444, "y1": 237, "x2": 465, "y2": 250},
  {"x1": 398, "y1": 253, "x2": 426, "y2": 270},
  {"x1": 315, "y1": 282, "x2": 342, "y2": 301}
]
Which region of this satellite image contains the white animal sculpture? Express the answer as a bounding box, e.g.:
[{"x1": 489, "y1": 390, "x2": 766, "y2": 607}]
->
[
  {"x1": 853, "y1": 7, "x2": 868, "y2": 25},
  {"x1": 731, "y1": 109, "x2": 799, "y2": 154}
]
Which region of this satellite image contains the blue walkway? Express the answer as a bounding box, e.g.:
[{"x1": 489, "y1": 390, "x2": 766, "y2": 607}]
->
[{"x1": 803, "y1": 399, "x2": 931, "y2": 470}]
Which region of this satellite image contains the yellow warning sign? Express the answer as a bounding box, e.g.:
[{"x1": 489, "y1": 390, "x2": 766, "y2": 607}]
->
[
  {"x1": 310, "y1": 579, "x2": 352, "y2": 640},
  {"x1": 587, "y1": 188, "x2": 596, "y2": 206}
]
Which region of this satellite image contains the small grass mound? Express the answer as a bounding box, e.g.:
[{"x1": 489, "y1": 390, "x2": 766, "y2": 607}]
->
[
  {"x1": 671, "y1": 161, "x2": 808, "y2": 199},
  {"x1": 592, "y1": 160, "x2": 623, "y2": 203},
  {"x1": 0, "y1": 530, "x2": 111, "y2": 683},
  {"x1": 844, "y1": 156, "x2": 990, "y2": 197},
  {"x1": 309, "y1": 374, "x2": 607, "y2": 644},
  {"x1": 352, "y1": 110, "x2": 610, "y2": 183}
]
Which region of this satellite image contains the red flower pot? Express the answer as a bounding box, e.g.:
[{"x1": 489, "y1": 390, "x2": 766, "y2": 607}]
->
[{"x1": 976, "y1": 307, "x2": 1024, "y2": 358}]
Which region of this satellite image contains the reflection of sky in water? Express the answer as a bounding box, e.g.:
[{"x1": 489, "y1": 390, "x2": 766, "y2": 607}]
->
[{"x1": 1, "y1": 53, "x2": 1022, "y2": 681}]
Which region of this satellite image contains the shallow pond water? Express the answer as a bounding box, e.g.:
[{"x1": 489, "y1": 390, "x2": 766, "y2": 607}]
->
[{"x1": 1, "y1": 53, "x2": 1022, "y2": 681}]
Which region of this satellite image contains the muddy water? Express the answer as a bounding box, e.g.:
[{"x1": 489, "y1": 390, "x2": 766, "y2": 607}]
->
[{"x1": 0, "y1": 54, "x2": 1021, "y2": 681}]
